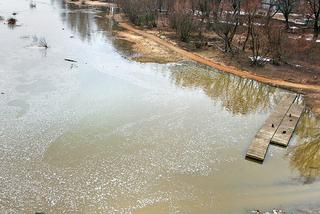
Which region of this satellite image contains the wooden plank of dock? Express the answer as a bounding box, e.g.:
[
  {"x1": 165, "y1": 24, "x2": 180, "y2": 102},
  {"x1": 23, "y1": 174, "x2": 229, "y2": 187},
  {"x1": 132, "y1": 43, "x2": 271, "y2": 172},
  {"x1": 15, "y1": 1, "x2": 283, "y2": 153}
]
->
[
  {"x1": 246, "y1": 94, "x2": 297, "y2": 161},
  {"x1": 271, "y1": 100, "x2": 304, "y2": 147}
]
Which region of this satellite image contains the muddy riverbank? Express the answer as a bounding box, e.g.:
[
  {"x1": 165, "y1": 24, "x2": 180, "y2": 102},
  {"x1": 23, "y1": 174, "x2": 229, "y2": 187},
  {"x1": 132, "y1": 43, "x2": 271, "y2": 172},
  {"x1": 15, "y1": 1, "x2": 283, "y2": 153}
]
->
[{"x1": 112, "y1": 14, "x2": 320, "y2": 116}]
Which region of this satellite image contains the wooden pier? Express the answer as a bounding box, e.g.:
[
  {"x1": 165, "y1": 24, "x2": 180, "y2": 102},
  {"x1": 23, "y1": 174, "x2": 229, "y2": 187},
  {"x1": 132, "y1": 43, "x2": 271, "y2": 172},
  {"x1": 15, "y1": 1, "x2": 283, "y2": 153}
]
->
[
  {"x1": 246, "y1": 94, "x2": 303, "y2": 162},
  {"x1": 271, "y1": 100, "x2": 304, "y2": 147}
]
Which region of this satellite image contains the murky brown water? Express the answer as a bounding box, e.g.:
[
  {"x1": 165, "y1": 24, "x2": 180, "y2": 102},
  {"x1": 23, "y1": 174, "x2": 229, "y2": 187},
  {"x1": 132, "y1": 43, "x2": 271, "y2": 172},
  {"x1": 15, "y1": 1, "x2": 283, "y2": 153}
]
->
[{"x1": 0, "y1": 1, "x2": 320, "y2": 213}]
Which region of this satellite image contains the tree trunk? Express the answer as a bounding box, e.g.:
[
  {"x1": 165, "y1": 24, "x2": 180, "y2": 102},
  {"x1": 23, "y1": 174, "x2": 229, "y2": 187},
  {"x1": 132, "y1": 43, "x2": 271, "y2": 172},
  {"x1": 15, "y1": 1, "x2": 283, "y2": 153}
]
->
[
  {"x1": 243, "y1": 15, "x2": 253, "y2": 51},
  {"x1": 314, "y1": 18, "x2": 319, "y2": 34},
  {"x1": 285, "y1": 15, "x2": 290, "y2": 29}
]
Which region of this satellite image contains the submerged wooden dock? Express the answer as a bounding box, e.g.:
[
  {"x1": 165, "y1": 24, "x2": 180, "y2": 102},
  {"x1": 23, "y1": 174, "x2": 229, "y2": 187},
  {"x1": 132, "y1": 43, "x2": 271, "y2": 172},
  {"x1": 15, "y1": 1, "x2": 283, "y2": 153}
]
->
[
  {"x1": 246, "y1": 94, "x2": 304, "y2": 162},
  {"x1": 271, "y1": 101, "x2": 304, "y2": 147}
]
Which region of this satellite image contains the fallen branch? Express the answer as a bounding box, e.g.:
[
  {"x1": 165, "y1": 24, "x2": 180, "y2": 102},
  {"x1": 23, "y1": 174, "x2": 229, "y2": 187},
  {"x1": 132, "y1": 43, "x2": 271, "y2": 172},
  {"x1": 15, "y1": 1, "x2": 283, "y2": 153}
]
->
[{"x1": 64, "y1": 58, "x2": 77, "y2": 63}]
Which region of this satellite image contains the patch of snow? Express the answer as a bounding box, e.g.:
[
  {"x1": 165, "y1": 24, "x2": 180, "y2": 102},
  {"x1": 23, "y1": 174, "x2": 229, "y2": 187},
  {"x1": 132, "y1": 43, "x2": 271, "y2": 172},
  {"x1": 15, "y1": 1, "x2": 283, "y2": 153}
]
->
[{"x1": 249, "y1": 56, "x2": 271, "y2": 62}]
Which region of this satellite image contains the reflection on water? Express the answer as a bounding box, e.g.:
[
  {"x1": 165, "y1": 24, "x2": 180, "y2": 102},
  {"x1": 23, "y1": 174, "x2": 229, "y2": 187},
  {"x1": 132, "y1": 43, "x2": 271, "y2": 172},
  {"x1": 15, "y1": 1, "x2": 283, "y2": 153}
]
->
[
  {"x1": 60, "y1": 4, "x2": 98, "y2": 42},
  {"x1": 60, "y1": 3, "x2": 118, "y2": 37},
  {"x1": 288, "y1": 111, "x2": 320, "y2": 183},
  {"x1": 296, "y1": 110, "x2": 320, "y2": 139},
  {"x1": 1, "y1": 0, "x2": 320, "y2": 213},
  {"x1": 60, "y1": 2, "x2": 135, "y2": 58},
  {"x1": 289, "y1": 136, "x2": 320, "y2": 184},
  {"x1": 60, "y1": 1, "x2": 278, "y2": 115},
  {"x1": 170, "y1": 62, "x2": 277, "y2": 115}
]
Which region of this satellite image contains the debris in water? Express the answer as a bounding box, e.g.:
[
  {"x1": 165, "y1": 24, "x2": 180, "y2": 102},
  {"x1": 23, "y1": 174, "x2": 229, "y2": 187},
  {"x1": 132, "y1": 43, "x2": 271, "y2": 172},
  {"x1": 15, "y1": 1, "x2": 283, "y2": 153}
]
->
[
  {"x1": 39, "y1": 38, "x2": 48, "y2": 49},
  {"x1": 30, "y1": 36, "x2": 49, "y2": 49},
  {"x1": 7, "y1": 17, "x2": 17, "y2": 25},
  {"x1": 1, "y1": 92, "x2": 4, "y2": 95},
  {"x1": 65, "y1": 58, "x2": 77, "y2": 63},
  {"x1": 12, "y1": 12, "x2": 17, "y2": 16},
  {"x1": 30, "y1": 1, "x2": 37, "y2": 8}
]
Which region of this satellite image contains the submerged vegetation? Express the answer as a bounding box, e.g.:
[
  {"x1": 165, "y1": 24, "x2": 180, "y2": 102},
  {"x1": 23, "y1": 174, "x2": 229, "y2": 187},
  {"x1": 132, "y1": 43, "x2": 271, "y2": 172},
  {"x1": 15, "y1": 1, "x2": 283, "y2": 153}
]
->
[
  {"x1": 32, "y1": 36, "x2": 49, "y2": 49},
  {"x1": 39, "y1": 38, "x2": 49, "y2": 49}
]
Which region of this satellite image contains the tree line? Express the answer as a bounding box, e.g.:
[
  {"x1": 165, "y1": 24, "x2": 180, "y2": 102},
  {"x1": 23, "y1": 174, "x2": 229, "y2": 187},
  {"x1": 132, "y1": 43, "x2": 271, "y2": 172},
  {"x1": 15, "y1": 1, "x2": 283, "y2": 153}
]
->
[{"x1": 116, "y1": 0, "x2": 320, "y2": 65}]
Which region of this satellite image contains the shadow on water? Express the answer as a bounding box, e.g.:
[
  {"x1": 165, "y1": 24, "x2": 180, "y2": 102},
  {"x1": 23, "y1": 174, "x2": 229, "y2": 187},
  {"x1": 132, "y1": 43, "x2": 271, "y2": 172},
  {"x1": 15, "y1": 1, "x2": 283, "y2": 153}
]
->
[
  {"x1": 169, "y1": 61, "x2": 278, "y2": 115},
  {"x1": 287, "y1": 111, "x2": 320, "y2": 184}
]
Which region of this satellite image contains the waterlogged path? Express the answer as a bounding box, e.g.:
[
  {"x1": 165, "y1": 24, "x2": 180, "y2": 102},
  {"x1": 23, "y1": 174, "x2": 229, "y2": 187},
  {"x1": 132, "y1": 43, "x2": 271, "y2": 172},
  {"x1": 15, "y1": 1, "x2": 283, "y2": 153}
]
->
[{"x1": 0, "y1": 1, "x2": 320, "y2": 213}]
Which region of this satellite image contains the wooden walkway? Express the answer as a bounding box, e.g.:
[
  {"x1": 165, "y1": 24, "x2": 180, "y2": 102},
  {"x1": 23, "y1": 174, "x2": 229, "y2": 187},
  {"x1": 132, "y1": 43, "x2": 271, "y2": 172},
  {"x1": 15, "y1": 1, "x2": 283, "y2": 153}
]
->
[
  {"x1": 271, "y1": 100, "x2": 304, "y2": 147},
  {"x1": 246, "y1": 94, "x2": 301, "y2": 162}
]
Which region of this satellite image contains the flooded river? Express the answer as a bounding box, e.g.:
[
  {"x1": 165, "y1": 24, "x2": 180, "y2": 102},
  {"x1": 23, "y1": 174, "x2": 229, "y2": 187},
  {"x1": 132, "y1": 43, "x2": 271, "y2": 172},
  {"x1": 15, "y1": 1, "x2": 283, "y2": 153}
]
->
[{"x1": 0, "y1": 0, "x2": 320, "y2": 213}]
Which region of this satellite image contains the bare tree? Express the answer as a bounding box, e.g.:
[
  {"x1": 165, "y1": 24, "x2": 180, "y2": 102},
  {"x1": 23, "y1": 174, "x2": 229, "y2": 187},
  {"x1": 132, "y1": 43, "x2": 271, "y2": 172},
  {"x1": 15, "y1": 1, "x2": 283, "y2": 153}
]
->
[
  {"x1": 268, "y1": 26, "x2": 286, "y2": 64},
  {"x1": 242, "y1": 0, "x2": 261, "y2": 51},
  {"x1": 211, "y1": 0, "x2": 223, "y2": 22},
  {"x1": 117, "y1": 0, "x2": 158, "y2": 28},
  {"x1": 211, "y1": 0, "x2": 241, "y2": 52},
  {"x1": 195, "y1": 0, "x2": 213, "y2": 39},
  {"x1": 306, "y1": 0, "x2": 320, "y2": 37},
  {"x1": 277, "y1": 0, "x2": 298, "y2": 29},
  {"x1": 169, "y1": 0, "x2": 196, "y2": 42},
  {"x1": 262, "y1": 1, "x2": 280, "y2": 53}
]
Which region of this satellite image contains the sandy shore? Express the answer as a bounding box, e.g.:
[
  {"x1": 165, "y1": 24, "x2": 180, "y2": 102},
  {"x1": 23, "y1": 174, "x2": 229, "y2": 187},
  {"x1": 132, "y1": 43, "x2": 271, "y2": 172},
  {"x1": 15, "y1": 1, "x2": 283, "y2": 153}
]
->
[{"x1": 115, "y1": 30, "x2": 182, "y2": 64}]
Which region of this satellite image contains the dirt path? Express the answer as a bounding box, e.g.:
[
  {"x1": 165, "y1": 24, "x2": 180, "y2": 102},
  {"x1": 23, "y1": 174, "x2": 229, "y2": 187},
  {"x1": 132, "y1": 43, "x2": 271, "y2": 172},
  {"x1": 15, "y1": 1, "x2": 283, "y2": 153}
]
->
[{"x1": 116, "y1": 17, "x2": 320, "y2": 92}]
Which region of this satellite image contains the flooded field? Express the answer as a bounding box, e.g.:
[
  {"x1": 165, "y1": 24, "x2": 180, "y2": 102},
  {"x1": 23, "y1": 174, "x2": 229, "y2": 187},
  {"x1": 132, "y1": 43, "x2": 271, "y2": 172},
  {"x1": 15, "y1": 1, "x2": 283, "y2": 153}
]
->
[{"x1": 0, "y1": 0, "x2": 319, "y2": 213}]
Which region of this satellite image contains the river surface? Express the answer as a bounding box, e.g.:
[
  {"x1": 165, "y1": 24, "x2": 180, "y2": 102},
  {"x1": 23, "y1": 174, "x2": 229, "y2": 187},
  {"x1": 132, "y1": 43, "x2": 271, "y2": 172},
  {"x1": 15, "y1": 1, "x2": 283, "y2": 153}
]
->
[{"x1": 0, "y1": 1, "x2": 320, "y2": 213}]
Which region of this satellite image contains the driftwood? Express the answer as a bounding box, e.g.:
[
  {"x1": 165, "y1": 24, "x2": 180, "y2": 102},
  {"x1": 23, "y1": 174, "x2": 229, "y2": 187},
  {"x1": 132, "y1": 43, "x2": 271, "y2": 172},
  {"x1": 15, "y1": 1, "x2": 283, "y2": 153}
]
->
[{"x1": 64, "y1": 58, "x2": 77, "y2": 63}]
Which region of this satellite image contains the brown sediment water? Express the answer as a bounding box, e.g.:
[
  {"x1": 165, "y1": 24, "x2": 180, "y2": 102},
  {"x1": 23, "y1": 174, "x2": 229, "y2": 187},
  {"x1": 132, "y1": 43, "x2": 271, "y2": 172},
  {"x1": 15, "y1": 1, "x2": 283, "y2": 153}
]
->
[{"x1": 0, "y1": 1, "x2": 319, "y2": 213}]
